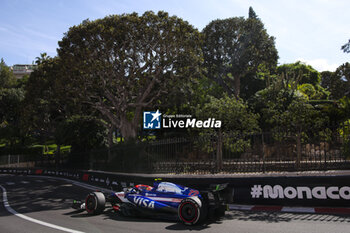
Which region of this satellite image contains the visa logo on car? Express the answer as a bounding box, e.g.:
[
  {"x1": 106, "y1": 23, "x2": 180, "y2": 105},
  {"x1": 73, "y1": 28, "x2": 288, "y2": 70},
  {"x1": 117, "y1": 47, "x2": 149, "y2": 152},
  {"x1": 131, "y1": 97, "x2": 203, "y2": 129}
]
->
[{"x1": 133, "y1": 196, "x2": 155, "y2": 209}]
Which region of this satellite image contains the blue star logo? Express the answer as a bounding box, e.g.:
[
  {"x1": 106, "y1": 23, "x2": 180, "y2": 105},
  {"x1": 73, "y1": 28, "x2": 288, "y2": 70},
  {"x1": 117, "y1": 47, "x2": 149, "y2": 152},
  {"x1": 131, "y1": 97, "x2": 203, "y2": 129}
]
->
[{"x1": 143, "y1": 110, "x2": 162, "y2": 129}]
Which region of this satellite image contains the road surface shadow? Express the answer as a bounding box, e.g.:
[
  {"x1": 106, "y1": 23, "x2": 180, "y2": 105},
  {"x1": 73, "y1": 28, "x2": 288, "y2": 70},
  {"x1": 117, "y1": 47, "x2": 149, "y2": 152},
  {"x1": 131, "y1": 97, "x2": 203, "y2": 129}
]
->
[
  {"x1": 165, "y1": 218, "x2": 223, "y2": 231},
  {"x1": 225, "y1": 210, "x2": 350, "y2": 223},
  {"x1": 65, "y1": 206, "x2": 225, "y2": 231},
  {"x1": 66, "y1": 207, "x2": 172, "y2": 223}
]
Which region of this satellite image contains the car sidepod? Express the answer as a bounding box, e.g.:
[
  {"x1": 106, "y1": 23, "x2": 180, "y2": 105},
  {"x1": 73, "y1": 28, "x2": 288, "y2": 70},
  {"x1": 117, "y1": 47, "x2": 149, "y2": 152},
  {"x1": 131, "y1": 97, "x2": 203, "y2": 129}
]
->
[{"x1": 126, "y1": 193, "x2": 178, "y2": 214}]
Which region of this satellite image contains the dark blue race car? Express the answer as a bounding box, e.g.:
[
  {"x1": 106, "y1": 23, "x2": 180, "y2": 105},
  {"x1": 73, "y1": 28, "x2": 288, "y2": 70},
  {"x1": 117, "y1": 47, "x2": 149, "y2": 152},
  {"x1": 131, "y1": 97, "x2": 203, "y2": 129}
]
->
[{"x1": 72, "y1": 181, "x2": 228, "y2": 225}]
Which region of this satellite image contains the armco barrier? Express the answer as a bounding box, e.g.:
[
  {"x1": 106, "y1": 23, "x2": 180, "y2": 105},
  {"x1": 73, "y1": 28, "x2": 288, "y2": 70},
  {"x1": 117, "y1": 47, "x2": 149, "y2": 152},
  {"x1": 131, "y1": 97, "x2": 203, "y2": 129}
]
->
[{"x1": 0, "y1": 168, "x2": 349, "y2": 208}]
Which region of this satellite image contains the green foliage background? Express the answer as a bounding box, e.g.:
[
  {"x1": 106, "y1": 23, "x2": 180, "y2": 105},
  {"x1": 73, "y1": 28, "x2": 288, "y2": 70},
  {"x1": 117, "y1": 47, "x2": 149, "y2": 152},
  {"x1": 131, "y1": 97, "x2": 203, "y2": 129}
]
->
[{"x1": 0, "y1": 8, "x2": 349, "y2": 164}]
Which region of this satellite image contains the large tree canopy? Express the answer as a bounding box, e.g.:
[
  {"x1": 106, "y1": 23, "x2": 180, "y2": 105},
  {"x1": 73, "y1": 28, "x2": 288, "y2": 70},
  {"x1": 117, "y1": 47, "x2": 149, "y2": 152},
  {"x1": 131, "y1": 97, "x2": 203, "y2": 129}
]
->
[
  {"x1": 196, "y1": 94, "x2": 260, "y2": 168},
  {"x1": 277, "y1": 61, "x2": 329, "y2": 100},
  {"x1": 321, "y1": 63, "x2": 350, "y2": 100},
  {"x1": 202, "y1": 9, "x2": 278, "y2": 99},
  {"x1": 0, "y1": 59, "x2": 24, "y2": 146},
  {"x1": 22, "y1": 54, "x2": 70, "y2": 143},
  {"x1": 0, "y1": 58, "x2": 15, "y2": 88},
  {"x1": 57, "y1": 11, "x2": 202, "y2": 141},
  {"x1": 277, "y1": 61, "x2": 320, "y2": 86}
]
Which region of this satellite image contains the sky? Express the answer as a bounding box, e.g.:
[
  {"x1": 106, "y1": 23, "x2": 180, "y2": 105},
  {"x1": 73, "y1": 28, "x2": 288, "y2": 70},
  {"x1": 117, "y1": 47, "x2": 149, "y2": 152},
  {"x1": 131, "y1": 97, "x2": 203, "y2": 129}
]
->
[{"x1": 0, "y1": 0, "x2": 349, "y2": 72}]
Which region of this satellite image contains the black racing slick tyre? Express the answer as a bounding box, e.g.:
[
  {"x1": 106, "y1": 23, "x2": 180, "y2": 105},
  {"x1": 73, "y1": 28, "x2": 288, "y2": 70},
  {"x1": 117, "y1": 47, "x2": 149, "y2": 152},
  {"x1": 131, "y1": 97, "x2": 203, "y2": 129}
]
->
[
  {"x1": 85, "y1": 192, "x2": 105, "y2": 215},
  {"x1": 178, "y1": 197, "x2": 202, "y2": 225}
]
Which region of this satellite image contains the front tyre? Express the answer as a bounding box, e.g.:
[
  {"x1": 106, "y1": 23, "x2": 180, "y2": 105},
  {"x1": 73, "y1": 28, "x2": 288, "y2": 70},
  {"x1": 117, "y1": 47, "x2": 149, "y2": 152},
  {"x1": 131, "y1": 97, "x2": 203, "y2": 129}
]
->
[
  {"x1": 178, "y1": 197, "x2": 202, "y2": 225},
  {"x1": 85, "y1": 192, "x2": 105, "y2": 215}
]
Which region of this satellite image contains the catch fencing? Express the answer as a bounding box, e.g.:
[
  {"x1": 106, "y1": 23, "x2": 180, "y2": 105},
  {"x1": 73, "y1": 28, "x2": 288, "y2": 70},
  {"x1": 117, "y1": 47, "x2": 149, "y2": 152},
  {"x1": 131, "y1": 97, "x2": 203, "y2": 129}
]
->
[
  {"x1": 85, "y1": 122, "x2": 350, "y2": 173},
  {"x1": 1, "y1": 123, "x2": 350, "y2": 174}
]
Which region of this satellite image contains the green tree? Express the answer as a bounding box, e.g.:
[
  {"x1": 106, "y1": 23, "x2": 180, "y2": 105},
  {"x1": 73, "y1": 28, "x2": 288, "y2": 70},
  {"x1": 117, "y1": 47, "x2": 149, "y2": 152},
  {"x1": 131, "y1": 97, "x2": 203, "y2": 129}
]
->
[
  {"x1": 321, "y1": 63, "x2": 350, "y2": 100},
  {"x1": 0, "y1": 58, "x2": 25, "y2": 146},
  {"x1": 55, "y1": 115, "x2": 108, "y2": 168},
  {"x1": 277, "y1": 61, "x2": 329, "y2": 100},
  {"x1": 342, "y1": 39, "x2": 350, "y2": 53},
  {"x1": 320, "y1": 70, "x2": 333, "y2": 90},
  {"x1": 277, "y1": 61, "x2": 320, "y2": 86},
  {"x1": 250, "y1": 72, "x2": 303, "y2": 131},
  {"x1": 250, "y1": 71, "x2": 329, "y2": 165},
  {"x1": 297, "y1": 83, "x2": 316, "y2": 99},
  {"x1": 0, "y1": 88, "x2": 25, "y2": 146},
  {"x1": 240, "y1": 64, "x2": 271, "y2": 100},
  {"x1": 22, "y1": 54, "x2": 88, "y2": 152},
  {"x1": 196, "y1": 95, "x2": 260, "y2": 169},
  {"x1": 202, "y1": 8, "x2": 278, "y2": 99},
  {"x1": 0, "y1": 58, "x2": 15, "y2": 88},
  {"x1": 22, "y1": 55, "x2": 64, "y2": 145},
  {"x1": 274, "y1": 99, "x2": 327, "y2": 166},
  {"x1": 23, "y1": 54, "x2": 114, "y2": 164},
  {"x1": 248, "y1": 6, "x2": 258, "y2": 19},
  {"x1": 58, "y1": 11, "x2": 202, "y2": 141}
]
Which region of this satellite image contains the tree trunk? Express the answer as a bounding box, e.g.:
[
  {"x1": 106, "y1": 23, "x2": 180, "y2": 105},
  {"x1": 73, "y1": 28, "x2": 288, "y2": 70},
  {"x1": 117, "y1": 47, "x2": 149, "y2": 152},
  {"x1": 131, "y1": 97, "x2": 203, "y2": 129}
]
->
[
  {"x1": 119, "y1": 107, "x2": 143, "y2": 142},
  {"x1": 234, "y1": 75, "x2": 241, "y2": 99},
  {"x1": 107, "y1": 125, "x2": 114, "y2": 162},
  {"x1": 119, "y1": 117, "x2": 138, "y2": 142}
]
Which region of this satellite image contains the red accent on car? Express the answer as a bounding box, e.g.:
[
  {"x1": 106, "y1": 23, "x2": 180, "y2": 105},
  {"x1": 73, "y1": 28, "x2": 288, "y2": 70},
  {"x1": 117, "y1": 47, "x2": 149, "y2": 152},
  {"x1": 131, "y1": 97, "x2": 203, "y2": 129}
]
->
[
  {"x1": 85, "y1": 195, "x2": 95, "y2": 213},
  {"x1": 82, "y1": 174, "x2": 89, "y2": 181},
  {"x1": 135, "y1": 184, "x2": 153, "y2": 191},
  {"x1": 35, "y1": 169, "x2": 43, "y2": 175},
  {"x1": 112, "y1": 205, "x2": 120, "y2": 211},
  {"x1": 188, "y1": 189, "x2": 199, "y2": 196}
]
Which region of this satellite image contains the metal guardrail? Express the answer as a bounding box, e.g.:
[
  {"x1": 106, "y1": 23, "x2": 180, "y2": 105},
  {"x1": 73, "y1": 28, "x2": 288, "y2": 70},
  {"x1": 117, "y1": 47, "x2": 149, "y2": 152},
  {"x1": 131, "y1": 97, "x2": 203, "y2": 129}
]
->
[{"x1": 2, "y1": 167, "x2": 350, "y2": 208}]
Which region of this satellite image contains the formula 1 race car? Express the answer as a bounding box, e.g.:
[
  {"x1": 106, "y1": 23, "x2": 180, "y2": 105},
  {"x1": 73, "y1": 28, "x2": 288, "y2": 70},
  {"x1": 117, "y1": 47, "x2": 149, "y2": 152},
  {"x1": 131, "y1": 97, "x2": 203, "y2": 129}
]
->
[{"x1": 72, "y1": 181, "x2": 228, "y2": 225}]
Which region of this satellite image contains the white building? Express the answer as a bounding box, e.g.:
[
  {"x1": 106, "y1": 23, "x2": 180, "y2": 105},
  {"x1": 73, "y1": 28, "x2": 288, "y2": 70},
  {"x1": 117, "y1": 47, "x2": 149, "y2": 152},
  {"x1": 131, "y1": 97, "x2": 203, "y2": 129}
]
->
[{"x1": 11, "y1": 64, "x2": 35, "y2": 79}]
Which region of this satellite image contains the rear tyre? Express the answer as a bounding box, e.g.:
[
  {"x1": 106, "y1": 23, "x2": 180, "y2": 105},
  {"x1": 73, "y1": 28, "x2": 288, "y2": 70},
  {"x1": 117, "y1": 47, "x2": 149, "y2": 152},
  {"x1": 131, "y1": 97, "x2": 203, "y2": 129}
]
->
[
  {"x1": 178, "y1": 197, "x2": 202, "y2": 225},
  {"x1": 85, "y1": 192, "x2": 105, "y2": 215}
]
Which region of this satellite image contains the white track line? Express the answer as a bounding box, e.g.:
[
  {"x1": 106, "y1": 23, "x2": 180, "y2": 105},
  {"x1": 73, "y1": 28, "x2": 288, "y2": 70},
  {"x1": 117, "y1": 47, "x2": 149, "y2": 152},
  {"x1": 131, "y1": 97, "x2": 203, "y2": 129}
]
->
[{"x1": 0, "y1": 185, "x2": 85, "y2": 233}]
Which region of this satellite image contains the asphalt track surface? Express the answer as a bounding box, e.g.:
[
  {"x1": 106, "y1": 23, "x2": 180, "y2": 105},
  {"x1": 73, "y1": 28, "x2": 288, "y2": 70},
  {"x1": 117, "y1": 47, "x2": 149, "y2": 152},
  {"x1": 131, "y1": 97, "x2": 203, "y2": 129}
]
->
[{"x1": 1, "y1": 175, "x2": 350, "y2": 233}]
